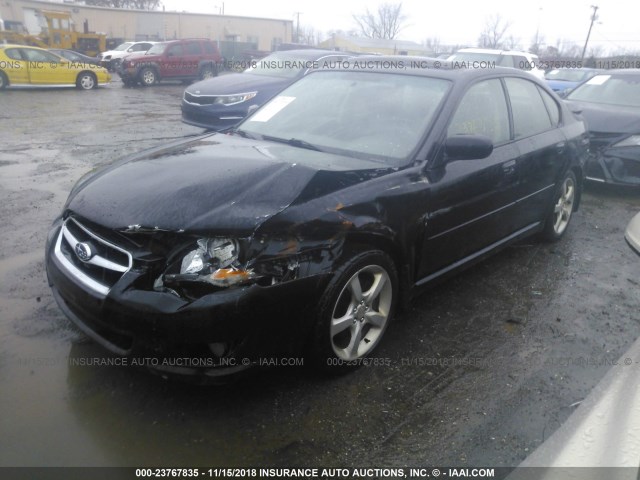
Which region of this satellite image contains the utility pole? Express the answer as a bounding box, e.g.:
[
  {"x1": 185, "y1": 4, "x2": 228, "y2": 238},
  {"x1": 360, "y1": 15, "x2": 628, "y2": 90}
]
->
[
  {"x1": 581, "y1": 5, "x2": 599, "y2": 61},
  {"x1": 294, "y1": 11, "x2": 301, "y2": 43}
]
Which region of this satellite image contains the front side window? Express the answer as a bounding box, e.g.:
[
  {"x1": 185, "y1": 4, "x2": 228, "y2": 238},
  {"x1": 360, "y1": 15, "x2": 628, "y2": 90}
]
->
[
  {"x1": 146, "y1": 43, "x2": 167, "y2": 55},
  {"x1": 166, "y1": 45, "x2": 184, "y2": 57},
  {"x1": 23, "y1": 49, "x2": 61, "y2": 63},
  {"x1": 447, "y1": 79, "x2": 510, "y2": 145},
  {"x1": 505, "y1": 77, "x2": 553, "y2": 138}
]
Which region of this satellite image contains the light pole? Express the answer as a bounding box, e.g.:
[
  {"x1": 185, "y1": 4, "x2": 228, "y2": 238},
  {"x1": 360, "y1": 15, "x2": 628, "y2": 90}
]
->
[{"x1": 581, "y1": 5, "x2": 599, "y2": 61}]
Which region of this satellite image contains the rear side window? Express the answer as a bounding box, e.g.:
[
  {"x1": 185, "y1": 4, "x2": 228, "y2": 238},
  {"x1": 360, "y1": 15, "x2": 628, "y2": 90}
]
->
[
  {"x1": 184, "y1": 42, "x2": 202, "y2": 55},
  {"x1": 538, "y1": 86, "x2": 561, "y2": 126},
  {"x1": 498, "y1": 55, "x2": 515, "y2": 68},
  {"x1": 513, "y1": 55, "x2": 528, "y2": 70},
  {"x1": 448, "y1": 78, "x2": 510, "y2": 145},
  {"x1": 505, "y1": 77, "x2": 553, "y2": 138},
  {"x1": 203, "y1": 42, "x2": 216, "y2": 54},
  {"x1": 5, "y1": 48, "x2": 23, "y2": 60}
]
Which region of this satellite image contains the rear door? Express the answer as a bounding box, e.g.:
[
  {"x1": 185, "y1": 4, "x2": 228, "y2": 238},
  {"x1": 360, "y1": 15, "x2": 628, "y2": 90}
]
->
[
  {"x1": 181, "y1": 41, "x2": 203, "y2": 77},
  {"x1": 503, "y1": 77, "x2": 566, "y2": 229},
  {"x1": 417, "y1": 78, "x2": 522, "y2": 279},
  {"x1": 159, "y1": 43, "x2": 184, "y2": 78},
  {"x1": 21, "y1": 48, "x2": 74, "y2": 85}
]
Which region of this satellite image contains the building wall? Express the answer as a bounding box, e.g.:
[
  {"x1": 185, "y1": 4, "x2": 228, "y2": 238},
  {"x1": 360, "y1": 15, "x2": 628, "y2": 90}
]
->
[
  {"x1": 0, "y1": 0, "x2": 292, "y2": 51},
  {"x1": 319, "y1": 35, "x2": 432, "y2": 56}
]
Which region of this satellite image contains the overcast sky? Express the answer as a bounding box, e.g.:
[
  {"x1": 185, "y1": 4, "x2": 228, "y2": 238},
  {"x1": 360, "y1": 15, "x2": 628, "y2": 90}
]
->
[{"x1": 160, "y1": 0, "x2": 639, "y2": 54}]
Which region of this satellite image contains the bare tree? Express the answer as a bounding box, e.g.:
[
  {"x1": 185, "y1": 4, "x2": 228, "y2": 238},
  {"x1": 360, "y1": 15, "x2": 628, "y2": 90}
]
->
[
  {"x1": 298, "y1": 25, "x2": 322, "y2": 46},
  {"x1": 548, "y1": 38, "x2": 581, "y2": 58},
  {"x1": 423, "y1": 36, "x2": 442, "y2": 55},
  {"x1": 503, "y1": 35, "x2": 521, "y2": 50},
  {"x1": 352, "y1": 2, "x2": 407, "y2": 40},
  {"x1": 529, "y1": 32, "x2": 545, "y2": 55},
  {"x1": 477, "y1": 14, "x2": 511, "y2": 49},
  {"x1": 84, "y1": 0, "x2": 160, "y2": 10}
]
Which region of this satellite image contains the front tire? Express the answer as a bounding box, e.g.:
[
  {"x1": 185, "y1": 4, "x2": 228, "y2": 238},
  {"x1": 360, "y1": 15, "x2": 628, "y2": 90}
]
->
[
  {"x1": 76, "y1": 72, "x2": 96, "y2": 90},
  {"x1": 139, "y1": 67, "x2": 158, "y2": 86},
  {"x1": 542, "y1": 170, "x2": 577, "y2": 241},
  {"x1": 309, "y1": 250, "x2": 398, "y2": 372},
  {"x1": 0, "y1": 71, "x2": 8, "y2": 90}
]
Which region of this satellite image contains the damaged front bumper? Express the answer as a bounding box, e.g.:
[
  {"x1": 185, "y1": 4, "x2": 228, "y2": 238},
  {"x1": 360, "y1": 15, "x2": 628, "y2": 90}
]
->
[
  {"x1": 45, "y1": 217, "x2": 333, "y2": 379},
  {"x1": 585, "y1": 147, "x2": 640, "y2": 187}
]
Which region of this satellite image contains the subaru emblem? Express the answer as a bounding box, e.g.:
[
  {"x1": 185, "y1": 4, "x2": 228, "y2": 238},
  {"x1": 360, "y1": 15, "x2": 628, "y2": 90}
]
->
[{"x1": 75, "y1": 242, "x2": 93, "y2": 262}]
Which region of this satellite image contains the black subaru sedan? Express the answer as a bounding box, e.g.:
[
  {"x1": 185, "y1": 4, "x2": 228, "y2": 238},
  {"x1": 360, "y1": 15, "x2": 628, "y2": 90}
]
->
[{"x1": 46, "y1": 59, "x2": 588, "y2": 380}]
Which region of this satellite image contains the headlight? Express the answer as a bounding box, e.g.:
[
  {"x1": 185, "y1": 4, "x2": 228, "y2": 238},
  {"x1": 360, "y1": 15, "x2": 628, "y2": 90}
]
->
[
  {"x1": 214, "y1": 92, "x2": 257, "y2": 106},
  {"x1": 164, "y1": 238, "x2": 257, "y2": 289},
  {"x1": 180, "y1": 238, "x2": 239, "y2": 274},
  {"x1": 613, "y1": 135, "x2": 640, "y2": 148}
]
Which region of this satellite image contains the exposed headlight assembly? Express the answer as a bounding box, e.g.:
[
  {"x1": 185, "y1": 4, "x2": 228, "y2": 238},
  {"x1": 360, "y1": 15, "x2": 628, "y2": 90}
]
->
[{"x1": 164, "y1": 238, "x2": 257, "y2": 289}]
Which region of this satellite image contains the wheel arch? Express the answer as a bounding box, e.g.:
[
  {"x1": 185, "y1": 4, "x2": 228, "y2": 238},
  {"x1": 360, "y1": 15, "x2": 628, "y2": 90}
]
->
[
  {"x1": 0, "y1": 70, "x2": 9, "y2": 89},
  {"x1": 341, "y1": 231, "x2": 411, "y2": 310},
  {"x1": 138, "y1": 64, "x2": 160, "y2": 83},
  {"x1": 76, "y1": 70, "x2": 97, "y2": 89}
]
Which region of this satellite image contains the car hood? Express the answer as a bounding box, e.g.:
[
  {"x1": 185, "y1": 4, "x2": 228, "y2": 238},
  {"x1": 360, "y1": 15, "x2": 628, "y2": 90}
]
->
[
  {"x1": 66, "y1": 134, "x2": 395, "y2": 234},
  {"x1": 101, "y1": 50, "x2": 129, "y2": 58},
  {"x1": 565, "y1": 100, "x2": 640, "y2": 135},
  {"x1": 186, "y1": 73, "x2": 290, "y2": 96}
]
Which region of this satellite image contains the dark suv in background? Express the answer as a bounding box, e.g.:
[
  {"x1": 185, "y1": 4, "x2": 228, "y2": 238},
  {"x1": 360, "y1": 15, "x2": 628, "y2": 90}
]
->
[{"x1": 118, "y1": 38, "x2": 223, "y2": 86}]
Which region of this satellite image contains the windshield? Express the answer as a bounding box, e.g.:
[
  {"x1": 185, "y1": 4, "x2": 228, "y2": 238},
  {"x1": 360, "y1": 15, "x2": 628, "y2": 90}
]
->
[
  {"x1": 145, "y1": 43, "x2": 167, "y2": 55},
  {"x1": 237, "y1": 71, "x2": 451, "y2": 165},
  {"x1": 245, "y1": 52, "x2": 323, "y2": 78},
  {"x1": 567, "y1": 74, "x2": 640, "y2": 107},
  {"x1": 545, "y1": 69, "x2": 593, "y2": 82},
  {"x1": 114, "y1": 42, "x2": 134, "y2": 52}
]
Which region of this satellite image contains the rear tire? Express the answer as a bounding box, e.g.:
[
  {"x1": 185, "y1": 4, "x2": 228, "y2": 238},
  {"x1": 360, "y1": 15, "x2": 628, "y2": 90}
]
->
[
  {"x1": 541, "y1": 170, "x2": 577, "y2": 241},
  {"x1": 0, "y1": 71, "x2": 8, "y2": 90},
  {"x1": 198, "y1": 64, "x2": 217, "y2": 80},
  {"x1": 308, "y1": 250, "x2": 398, "y2": 373}
]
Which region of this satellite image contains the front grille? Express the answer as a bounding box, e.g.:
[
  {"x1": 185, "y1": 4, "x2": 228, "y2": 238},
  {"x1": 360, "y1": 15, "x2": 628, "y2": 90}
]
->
[
  {"x1": 54, "y1": 217, "x2": 132, "y2": 296},
  {"x1": 184, "y1": 91, "x2": 217, "y2": 106}
]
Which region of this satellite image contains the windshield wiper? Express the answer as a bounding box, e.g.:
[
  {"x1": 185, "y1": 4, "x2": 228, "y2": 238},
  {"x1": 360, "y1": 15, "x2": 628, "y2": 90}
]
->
[
  {"x1": 263, "y1": 135, "x2": 323, "y2": 152},
  {"x1": 232, "y1": 129, "x2": 259, "y2": 140}
]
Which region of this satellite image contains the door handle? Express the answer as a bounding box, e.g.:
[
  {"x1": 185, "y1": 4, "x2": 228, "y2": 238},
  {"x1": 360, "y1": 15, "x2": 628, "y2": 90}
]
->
[{"x1": 503, "y1": 159, "x2": 516, "y2": 175}]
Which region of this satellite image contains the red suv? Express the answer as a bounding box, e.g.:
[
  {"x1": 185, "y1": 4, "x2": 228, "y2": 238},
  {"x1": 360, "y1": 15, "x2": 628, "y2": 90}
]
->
[{"x1": 118, "y1": 39, "x2": 223, "y2": 86}]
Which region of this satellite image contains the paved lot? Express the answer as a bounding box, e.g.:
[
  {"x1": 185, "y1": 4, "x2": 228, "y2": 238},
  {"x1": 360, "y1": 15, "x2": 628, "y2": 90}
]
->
[{"x1": 0, "y1": 80, "x2": 639, "y2": 469}]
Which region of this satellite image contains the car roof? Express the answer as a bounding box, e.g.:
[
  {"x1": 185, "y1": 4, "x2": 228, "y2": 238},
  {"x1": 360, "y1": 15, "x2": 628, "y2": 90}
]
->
[
  {"x1": 268, "y1": 49, "x2": 348, "y2": 59},
  {"x1": 316, "y1": 55, "x2": 544, "y2": 83},
  {"x1": 456, "y1": 47, "x2": 537, "y2": 56},
  {"x1": 1, "y1": 43, "x2": 47, "y2": 50}
]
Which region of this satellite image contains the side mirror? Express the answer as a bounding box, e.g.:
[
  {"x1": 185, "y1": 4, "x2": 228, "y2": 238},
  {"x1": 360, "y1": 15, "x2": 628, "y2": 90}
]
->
[{"x1": 444, "y1": 135, "x2": 493, "y2": 161}]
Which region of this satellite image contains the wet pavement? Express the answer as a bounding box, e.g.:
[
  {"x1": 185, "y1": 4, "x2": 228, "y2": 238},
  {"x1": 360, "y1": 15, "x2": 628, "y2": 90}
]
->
[{"x1": 1, "y1": 80, "x2": 639, "y2": 470}]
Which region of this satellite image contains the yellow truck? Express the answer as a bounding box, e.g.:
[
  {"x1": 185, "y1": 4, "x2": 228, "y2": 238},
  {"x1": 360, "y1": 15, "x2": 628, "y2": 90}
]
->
[{"x1": 0, "y1": 10, "x2": 106, "y2": 57}]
